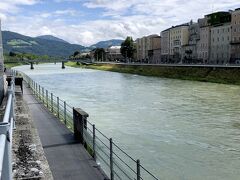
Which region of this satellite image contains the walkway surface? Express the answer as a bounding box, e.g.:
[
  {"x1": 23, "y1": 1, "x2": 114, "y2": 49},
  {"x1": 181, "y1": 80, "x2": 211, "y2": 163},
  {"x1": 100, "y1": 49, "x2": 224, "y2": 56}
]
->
[{"x1": 22, "y1": 82, "x2": 107, "y2": 180}]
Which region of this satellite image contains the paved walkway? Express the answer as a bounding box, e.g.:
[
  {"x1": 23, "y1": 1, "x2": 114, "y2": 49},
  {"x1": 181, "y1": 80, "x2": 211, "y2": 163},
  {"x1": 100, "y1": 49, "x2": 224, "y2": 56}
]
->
[{"x1": 22, "y1": 83, "x2": 107, "y2": 180}]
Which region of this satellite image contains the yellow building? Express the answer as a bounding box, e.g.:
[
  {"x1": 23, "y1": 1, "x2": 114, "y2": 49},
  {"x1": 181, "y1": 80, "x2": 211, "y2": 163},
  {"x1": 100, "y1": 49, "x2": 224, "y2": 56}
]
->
[{"x1": 169, "y1": 24, "x2": 189, "y2": 62}]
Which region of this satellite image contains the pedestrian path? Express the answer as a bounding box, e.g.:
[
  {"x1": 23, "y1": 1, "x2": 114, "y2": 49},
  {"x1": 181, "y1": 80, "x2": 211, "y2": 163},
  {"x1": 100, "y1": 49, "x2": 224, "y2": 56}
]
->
[{"x1": 22, "y1": 82, "x2": 107, "y2": 180}]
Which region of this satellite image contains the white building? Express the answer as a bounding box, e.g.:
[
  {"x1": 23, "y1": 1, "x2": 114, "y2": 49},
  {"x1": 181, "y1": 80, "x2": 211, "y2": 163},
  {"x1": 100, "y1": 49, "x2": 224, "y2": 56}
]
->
[
  {"x1": 210, "y1": 24, "x2": 231, "y2": 64},
  {"x1": 106, "y1": 46, "x2": 123, "y2": 61}
]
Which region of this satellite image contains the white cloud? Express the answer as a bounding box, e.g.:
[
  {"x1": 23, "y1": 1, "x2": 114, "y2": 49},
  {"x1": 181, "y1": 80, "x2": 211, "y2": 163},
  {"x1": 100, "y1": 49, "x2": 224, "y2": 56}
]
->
[
  {"x1": 0, "y1": 0, "x2": 39, "y2": 13},
  {"x1": 1, "y1": 0, "x2": 240, "y2": 46}
]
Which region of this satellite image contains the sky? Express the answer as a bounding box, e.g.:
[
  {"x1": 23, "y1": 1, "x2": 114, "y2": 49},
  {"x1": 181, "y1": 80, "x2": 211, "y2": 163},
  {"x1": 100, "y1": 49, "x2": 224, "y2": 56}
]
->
[{"x1": 0, "y1": 0, "x2": 240, "y2": 46}]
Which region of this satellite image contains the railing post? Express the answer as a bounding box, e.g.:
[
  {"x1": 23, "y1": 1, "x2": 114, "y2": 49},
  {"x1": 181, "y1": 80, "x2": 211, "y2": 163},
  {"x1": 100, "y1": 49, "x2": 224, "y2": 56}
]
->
[
  {"x1": 137, "y1": 159, "x2": 141, "y2": 180},
  {"x1": 93, "y1": 124, "x2": 96, "y2": 161},
  {"x1": 42, "y1": 87, "x2": 44, "y2": 104},
  {"x1": 57, "y1": 97, "x2": 59, "y2": 118},
  {"x1": 110, "y1": 138, "x2": 114, "y2": 180},
  {"x1": 64, "y1": 101, "x2": 67, "y2": 124},
  {"x1": 46, "y1": 90, "x2": 48, "y2": 108},
  {"x1": 73, "y1": 108, "x2": 88, "y2": 143},
  {"x1": 38, "y1": 85, "x2": 41, "y2": 100},
  {"x1": 33, "y1": 81, "x2": 35, "y2": 95},
  {"x1": 51, "y1": 93, "x2": 53, "y2": 112}
]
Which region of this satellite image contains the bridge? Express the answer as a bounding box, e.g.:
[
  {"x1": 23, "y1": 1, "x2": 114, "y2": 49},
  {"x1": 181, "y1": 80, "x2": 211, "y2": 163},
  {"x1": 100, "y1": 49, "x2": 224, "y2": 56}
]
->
[{"x1": 5, "y1": 58, "x2": 93, "y2": 69}]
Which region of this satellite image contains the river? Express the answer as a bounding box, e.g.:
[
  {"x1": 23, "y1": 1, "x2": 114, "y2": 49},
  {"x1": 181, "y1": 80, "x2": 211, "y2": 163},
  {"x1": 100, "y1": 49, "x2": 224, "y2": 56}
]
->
[{"x1": 14, "y1": 64, "x2": 240, "y2": 180}]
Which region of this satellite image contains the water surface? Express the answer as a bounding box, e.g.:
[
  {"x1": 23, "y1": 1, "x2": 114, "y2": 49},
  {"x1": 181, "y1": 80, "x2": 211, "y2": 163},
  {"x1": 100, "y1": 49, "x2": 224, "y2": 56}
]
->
[{"x1": 14, "y1": 64, "x2": 240, "y2": 180}]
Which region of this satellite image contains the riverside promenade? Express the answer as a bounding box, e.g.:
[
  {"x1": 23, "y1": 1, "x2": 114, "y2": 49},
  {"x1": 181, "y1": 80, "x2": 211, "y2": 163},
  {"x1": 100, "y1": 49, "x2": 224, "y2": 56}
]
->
[{"x1": 22, "y1": 81, "x2": 107, "y2": 180}]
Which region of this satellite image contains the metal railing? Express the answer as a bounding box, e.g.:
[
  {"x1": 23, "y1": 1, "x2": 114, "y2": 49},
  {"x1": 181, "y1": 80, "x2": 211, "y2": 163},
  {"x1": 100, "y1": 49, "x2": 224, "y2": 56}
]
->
[
  {"x1": 0, "y1": 75, "x2": 15, "y2": 180},
  {"x1": 21, "y1": 71, "x2": 159, "y2": 180}
]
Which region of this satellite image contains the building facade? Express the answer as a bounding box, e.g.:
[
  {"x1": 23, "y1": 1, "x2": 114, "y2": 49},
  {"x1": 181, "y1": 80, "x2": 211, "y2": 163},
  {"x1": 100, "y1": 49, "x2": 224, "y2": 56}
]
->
[
  {"x1": 231, "y1": 8, "x2": 240, "y2": 63},
  {"x1": 182, "y1": 22, "x2": 200, "y2": 63},
  {"x1": 160, "y1": 30, "x2": 170, "y2": 62},
  {"x1": 169, "y1": 24, "x2": 189, "y2": 63},
  {"x1": 106, "y1": 46, "x2": 123, "y2": 61},
  {"x1": 197, "y1": 17, "x2": 211, "y2": 63},
  {"x1": 0, "y1": 20, "x2": 4, "y2": 103},
  {"x1": 210, "y1": 24, "x2": 231, "y2": 64},
  {"x1": 150, "y1": 36, "x2": 161, "y2": 64},
  {"x1": 136, "y1": 34, "x2": 160, "y2": 63}
]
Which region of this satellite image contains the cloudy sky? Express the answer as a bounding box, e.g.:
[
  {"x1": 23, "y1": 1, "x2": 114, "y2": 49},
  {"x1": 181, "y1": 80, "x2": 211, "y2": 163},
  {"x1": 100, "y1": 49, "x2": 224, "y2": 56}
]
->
[{"x1": 0, "y1": 0, "x2": 239, "y2": 46}]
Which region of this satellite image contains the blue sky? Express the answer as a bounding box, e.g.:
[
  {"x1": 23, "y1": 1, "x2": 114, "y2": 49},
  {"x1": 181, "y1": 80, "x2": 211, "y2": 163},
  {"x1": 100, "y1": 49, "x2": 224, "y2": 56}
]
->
[{"x1": 0, "y1": 0, "x2": 240, "y2": 46}]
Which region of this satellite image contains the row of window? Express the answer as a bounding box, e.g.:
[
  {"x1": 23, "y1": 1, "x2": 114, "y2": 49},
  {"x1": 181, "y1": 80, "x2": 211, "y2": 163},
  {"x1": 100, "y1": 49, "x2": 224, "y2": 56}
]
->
[
  {"x1": 211, "y1": 53, "x2": 229, "y2": 59},
  {"x1": 198, "y1": 52, "x2": 208, "y2": 59},
  {"x1": 233, "y1": 21, "x2": 240, "y2": 25},
  {"x1": 231, "y1": 45, "x2": 240, "y2": 50},
  {"x1": 233, "y1": 27, "x2": 240, "y2": 32},
  {"x1": 212, "y1": 36, "x2": 230, "y2": 42},
  {"x1": 211, "y1": 28, "x2": 230, "y2": 34},
  {"x1": 171, "y1": 36, "x2": 181, "y2": 40}
]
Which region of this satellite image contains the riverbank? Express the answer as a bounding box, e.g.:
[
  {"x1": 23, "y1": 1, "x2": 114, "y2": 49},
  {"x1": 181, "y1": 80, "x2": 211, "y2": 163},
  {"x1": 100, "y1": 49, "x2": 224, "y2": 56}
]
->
[
  {"x1": 66, "y1": 62, "x2": 240, "y2": 85},
  {"x1": 4, "y1": 62, "x2": 26, "y2": 68}
]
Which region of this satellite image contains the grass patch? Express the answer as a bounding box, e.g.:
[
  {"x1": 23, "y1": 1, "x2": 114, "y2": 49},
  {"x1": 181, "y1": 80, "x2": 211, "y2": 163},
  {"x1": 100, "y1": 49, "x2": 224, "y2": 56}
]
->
[
  {"x1": 4, "y1": 62, "x2": 27, "y2": 68},
  {"x1": 66, "y1": 62, "x2": 240, "y2": 85}
]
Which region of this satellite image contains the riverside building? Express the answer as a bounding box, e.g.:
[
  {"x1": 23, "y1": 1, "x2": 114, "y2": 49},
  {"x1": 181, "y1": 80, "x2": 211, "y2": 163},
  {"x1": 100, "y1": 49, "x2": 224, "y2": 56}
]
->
[
  {"x1": 231, "y1": 8, "x2": 240, "y2": 63},
  {"x1": 136, "y1": 34, "x2": 160, "y2": 63}
]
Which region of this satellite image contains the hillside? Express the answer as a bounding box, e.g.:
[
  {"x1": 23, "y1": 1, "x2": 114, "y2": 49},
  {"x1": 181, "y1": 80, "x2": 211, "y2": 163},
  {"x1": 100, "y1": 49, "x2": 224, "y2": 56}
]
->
[
  {"x1": 36, "y1": 35, "x2": 69, "y2": 44},
  {"x1": 90, "y1": 39, "x2": 124, "y2": 49},
  {"x1": 2, "y1": 31, "x2": 86, "y2": 58}
]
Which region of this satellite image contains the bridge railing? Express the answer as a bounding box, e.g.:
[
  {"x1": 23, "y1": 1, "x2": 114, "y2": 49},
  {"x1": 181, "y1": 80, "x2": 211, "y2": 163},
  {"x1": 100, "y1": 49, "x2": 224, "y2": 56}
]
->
[
  {"x1": 0, "y1": 75, "x2": 15, "y2": 180},
  {"x1": 20, "y1": 71, "x2": 159, "y2": 180}
]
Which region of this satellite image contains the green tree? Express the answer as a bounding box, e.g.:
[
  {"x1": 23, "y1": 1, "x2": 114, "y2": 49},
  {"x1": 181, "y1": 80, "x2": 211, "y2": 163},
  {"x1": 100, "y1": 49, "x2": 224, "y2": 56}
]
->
[
  {"x1": 73, "y1": 51, "x2": 81, "y2": 57},
  {"x1": 9, "y1": 51, "x2": 17, "y2": 57},
  {"x1": 94, "y1": 48, "x2": 106, "y2": 61},
  {"x1": 120, "y1": 36, "x2": 135, "y2": 61}
]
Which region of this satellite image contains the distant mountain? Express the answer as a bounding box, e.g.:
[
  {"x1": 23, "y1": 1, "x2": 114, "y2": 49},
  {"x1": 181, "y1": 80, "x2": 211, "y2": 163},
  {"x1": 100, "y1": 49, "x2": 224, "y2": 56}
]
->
[
  {"x1": 36, "y1": 35, "x2": 69, "y2": 44},
  {"x1": 2, "y1": 31, "x2": 86, "y2": 58},
  {"x1": 90, "y1": 39, "x2": 124, "y2": 49}
]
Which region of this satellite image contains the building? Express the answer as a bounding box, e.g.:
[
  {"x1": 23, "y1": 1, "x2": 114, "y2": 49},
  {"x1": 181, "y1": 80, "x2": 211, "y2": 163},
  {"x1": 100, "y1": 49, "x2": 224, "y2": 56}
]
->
[
  {"x1": 208, "y1": 12, "x2": 232, "y2": 64},
  {"x1": 106, "y1": 46, "x2": 123, "y2": 61},
  {"x1": 136, "y1": 34, "x2": 160, "y2": 63},
  {"x1": 197, "y1": 16, "x2": 211, "y2": 63},
  {"x1": 169, "y1": 24, "x2": 189, "y2": 63},
  {"x1": 0, "y1": 19, "x2": 4, "y2": 103},
  {"x1": 160, "y1": 29, "x2": 170, "y2": 62},
  {"x1": 210, "y1": 24, "x2": 231, "y2": 64},
  {"x1": 182, "y1": 21, "x2": 200, "y2": 63},
  {"x1": 231, "y1": 8, "x2": 240, "y2": 63},
  {"x1": 149, "y1": 36, "x2": 161, "y2": 64}
]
